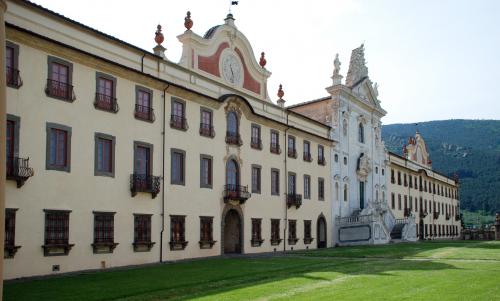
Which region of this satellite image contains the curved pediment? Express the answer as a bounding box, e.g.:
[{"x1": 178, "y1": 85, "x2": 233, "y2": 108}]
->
[{"x1": 177, "y1": 14, "x2": 271, "y2": 101}]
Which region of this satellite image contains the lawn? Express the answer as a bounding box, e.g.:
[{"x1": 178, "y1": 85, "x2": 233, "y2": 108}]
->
[{"x1": 4, "y1": 241, "x2": 500, "y2": 301}]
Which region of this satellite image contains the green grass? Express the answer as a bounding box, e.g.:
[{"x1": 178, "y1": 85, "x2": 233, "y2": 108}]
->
[{"x1": 5, "y1": 241, "x2": 500, "y2": 301}]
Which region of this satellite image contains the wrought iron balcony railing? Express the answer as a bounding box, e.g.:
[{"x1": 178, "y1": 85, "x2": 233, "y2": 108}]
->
[
  {"x1": 130, "y1": 174, "x2": 161, "y2": 199},
  {"x1": 223, "y1": 184, "x2": 250, "y2": 204},
  {"x1": 270, "y1": 144, "x2": 281, "y2": 154},
  {"x1": 287, "y1": 193, "x2": 302, "y2": 209},
  {"x1": 170, "y1": 114, "x2": 188, "y2": 130},
  {"x1": 45, "y1": 79, "x2": 75, "y2": 101},
  {"x1": 199, "y1": 123, "x2": 215, "y2": 137},
  {"x1": 288, "y1": 149, "x2": 297, "y2": 158},
  {"x1": 6, "y1": 157, "x2": 34, "y2": 188},
  {"x1": 250, "y1": 138, "x2": 262, "y2": 150},
  {"x1": 303, "y1": 153, "x2": 313, "y2": 162},
  {"x1": 6, "y1": 67, "x2": 22, "y2": 88},
  {"x1": 135, "y1": 104, "x2": 155, "y2": 122},
  {"x1": 94, "y1": 93, "x2": 119, "y2": 113},
  {"x1": 225, "y1": 132, "x2": 242, "y2": 146},
  {"x1": 318, "y1": 156, "x2": 326, "y2": 165}
]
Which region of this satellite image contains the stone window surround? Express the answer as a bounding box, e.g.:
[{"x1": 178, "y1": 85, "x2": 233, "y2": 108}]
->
[{"x1": 45, "y1": 122, "x2": 72, "y2": 173}]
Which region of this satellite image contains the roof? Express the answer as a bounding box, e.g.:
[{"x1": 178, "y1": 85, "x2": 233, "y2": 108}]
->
[
  {"x1": 203, "y1": 25, "x2": 221, "y2": 39},
  {"x1": 287, "y1": 96, "x2": 331, "y2": 109}
]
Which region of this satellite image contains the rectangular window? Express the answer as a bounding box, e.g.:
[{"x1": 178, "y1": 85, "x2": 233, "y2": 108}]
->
[
  {"x1": 318, "y1": 177, "x2": 325, "y2": 200},
  {"x1": 288, "y1": 136, "x2": 296, "y2": 158},
  {"x1": 318, "y1": 145, "x2": 325, "y2": 165},
  {"x1": 92, "y1": 212, "x2": 116, "y2": 253},
  {"x1": 270, "y1": 130, "x2": 280, "y2": 154},
  {"x1": 200, "y1": 155, "x2": 212, "y2": 188},
  {"x1": 288, "y1": 172, "x2": 296, "y2": 195},
  {"x1": 303, "y1": 141, "x2": 312, "y2": 162},
  {"x1": 171, "y1": 99, "x2": 187, "y2": 130},
  {"x1": 251, "y1": 124, "x2": 261, "y2": 149},
  {"x1": 44, "y1": 210, "x2": 70, "y2": 245},
  {"x1": 135, "y1": 87, "x2": 154, "y2": 121},
  {"x1": 391, "y1": 193, "x2": 395, "y2": 209},
  {"x1": 95, "y1": 133, "x2": 115, "y2": 177},
  {"x1": 46, "y1": 123, "x2": 71, "y2": 172},
  {"x1": 304, "y1": 175, "x2": 311, "y2": 199},
  {"x1": 134, "y1": 214, "x2": 152, "y2": 248},
  {"x1": 404, "y1": 174, "x2": 407, "y2": 187},
  {"x1": 46, "y1": 56, "x2": 74, "y2": 101},
  {"x1": 95, "y1": 73, "x2": 117, "y2": 112},
  {"x1": 304, "y1": 220, "x2": 312, "y2": 244},
  {"x1": 171, "y1": 149, "x2": 185, "y2": 185},
  {"x1": 6, "y1": 115, "x2": 20, "y2": 179},
  {"x1": 271, "y1": 169, "x2": 280, "y2": 195},
  {"x1": 200, "y1": 216, "x2": 214, "y2": 248},
  {"x1": 288, "y1": 220, "x2": 297, "y2": 244},
  {"x1": 200, "y1": 109, "x2": 214, "y2": 137},
  {"x1": 251, "y1": 218, "x2": 263, "y2": 246},
  {"x1": 4, "y1": 208, "x2": 18, "y2": 258},
  {"x1": 397, "y1": 171, "x2": 401, "y2": 185},
  {"x1": 391, "y1": 169, "x2": 395, "y2": 184},
  {"x1": 398, "y1": 194, "x2": 402, "y2": 210},
  {"x1": 409, "y1": 176, "x2": 413, "y2": 188},
  {"x1": 271, "y1": 219, "x2": 281, "y2": 245},
  {"x1": 252, "y1": 165, "x2": 261, "y2": 193},
  {"x1": 6, "y1": 42, "x2": 20, "y2": 88},
  {"x1": 170, "y1": 215, "x2": 186, "y2": 249}
]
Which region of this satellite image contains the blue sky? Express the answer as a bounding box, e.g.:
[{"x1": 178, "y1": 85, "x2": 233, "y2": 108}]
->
[{"x1": 31, "y1": 0, "x2": 500, "y2": 124}]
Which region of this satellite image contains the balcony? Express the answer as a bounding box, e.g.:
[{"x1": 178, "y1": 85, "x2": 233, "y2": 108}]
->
[
  {"x1": 303, "y1": 153, "x2": 313, "y2": 162},
  {"x1": 6, "y1": 67, "x2": 22, "y2": 89},
  {"x1": 288, "y1": 149, "x2": 297, "y2": 158},
  {"x1": 45, "y1": 79, "x2": 75, "y2": 102},
  {"x1": 135, "y1": 104, "x2": 155, "y2": 122},
  {"x1": 287, "y1": 193, "x2": 302, "y2": 209},
  {"x1": 199, "y1": 123, "x2": 215, "y2": 137},
  {"x1": 94, "y1": 93, "x2": 119, "y2": 113},
  {"x1": 433, "y1": 211, "x2": 440, "y2": 220},
  {"x1": 130, "y1": 174, "x2": 161, "y2": 199},
  {"x1": 223, "y1": 184, "x2": 250, "y2": 204},
  {"x1": 251, "y1": 138, "x2": 262, "y2": 150},
  {"x1": 445, "y1": 213, "x2": 451, "y2": 220},
  {"x1": 225, "y1": 132, "x2": 242, "y2": 146},
  {"x1": 6, "y1": 157, "x2": 34, "y2": 188},
  {"x1": 419, "y1": 210, "x2": 428, "y2": 219},
  {"x1": 270, "y1": 144, "x2": 281, "y2": 154},
  {"x1": 170, "y1": 114, "x2": 188, "y2": 130},
  {"x1": 318, "y1": 156, "x2": 326, "y2": 166}
]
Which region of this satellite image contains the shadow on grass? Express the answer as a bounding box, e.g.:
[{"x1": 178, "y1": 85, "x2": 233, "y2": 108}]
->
[{"x1": 3, "y1": 245, "x2": 465, "y2": 301}]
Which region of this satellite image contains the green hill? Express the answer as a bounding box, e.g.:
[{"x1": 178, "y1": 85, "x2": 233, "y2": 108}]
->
[{"x1": 382, "y1": 119, "x2": 500, "y2": 215}]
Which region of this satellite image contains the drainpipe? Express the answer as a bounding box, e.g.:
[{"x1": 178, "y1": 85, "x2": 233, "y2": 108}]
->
[
  {"x1": 160, "y1": 84, "x2": 170, "y2": 263},
  {"x1": 283, "y1": 113, "x2": 289, "y2": 253}
]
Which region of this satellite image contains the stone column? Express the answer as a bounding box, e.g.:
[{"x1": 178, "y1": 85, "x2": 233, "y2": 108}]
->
[
  {"x1": 495, "y1": 213, "x2": 500, "y2": 240},
  {"x1": 0, "y1": 0, "x2": 7, "y2": 298}
]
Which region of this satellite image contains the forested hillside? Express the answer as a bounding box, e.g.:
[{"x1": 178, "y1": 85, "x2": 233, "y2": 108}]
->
[{"x1": 382, "y1": 120, "x2": 500, "y2": 214}]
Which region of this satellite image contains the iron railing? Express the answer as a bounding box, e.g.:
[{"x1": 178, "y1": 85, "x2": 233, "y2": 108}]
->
[
  {"x1": 135, "y1": 104, "x2": 155, "y2": 122},
  {"x1": 45, "y1": 79, "x2": 75, "y2": 101},
  {"x1": 130, "y1": 174, "x2": 161, "y2": 199},
  {"x1": 287, "y1": 193, "x2": 302, "y2": 209},
  {"x1": 223, "y1": 184, "x2": 250, "y2": 203},
  {"x1": 6, "y1": 157, "x2": 34, "y2": 188},
  {"x1": 94, "y1": 93, "x2": 119, "y2": 113}
]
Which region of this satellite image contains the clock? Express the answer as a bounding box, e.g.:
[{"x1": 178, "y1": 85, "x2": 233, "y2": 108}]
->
[{"x1": 221, "y1": 52, "x2": 243, "y2": 85}]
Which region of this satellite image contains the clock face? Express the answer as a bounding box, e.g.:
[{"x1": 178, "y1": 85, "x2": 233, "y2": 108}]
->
[{"x1": 221, "y1": 53, "x2": 243, "y2": 85}]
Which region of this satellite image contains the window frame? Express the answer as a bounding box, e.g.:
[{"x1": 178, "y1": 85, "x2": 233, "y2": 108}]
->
[
  {"x1": 95, "y1": 72, "x2": 118, "y2": 113},
  {"x1": 94, "y1": 133, "x2": 116, "y2": 177},
  {"x1": 43, "y1": 209, "x2": 73, "y2": 256},
  {"x1": 199, "y1": 216, "x2": 215, "y2": 248},
  {"x1": 270, "y1": 130, "x2": 280, "y2": 154},
  {"x1": 318, "y1": 177, "x2": 325, "y2": 200},
  {"x1": 135, "y1": 86, "x2": 154, "y2": 122},
  {"x1": 271, "y1": 168, "x2": 280, "y2": 196},
  {"x1": 170, "y1": 215, "x2": 187, "y2": 250},
  {"x1": 171, "y1": 97, "x2": 187, "y2": 130},
  {"x1": 303, "y1": 175, "x2": 311, "y2": 199},
  {"x1": 199, "y1": 107, "x2": 214, "y2": 137},
  {"x1": 6, "y1": 41, "x2": 21, "y2": 89},
  {"x1": 171, "y1": 148, "x2": 186, "y2": 185},
  {"x1": 200, "y1": 154, "x2": 213, "y2": 189},
  {"x1": 46, "y1": 122, "x2": 72, "y2": 173},
  {"x1": 46, "y1": 56, "x2": 74, "y2": 102},
  {"x1": 250, "y1": 124, "x2": 262, "y2": 149},
  {"x1": 133, "y1": 141, "x2": 154, "y2": 175},
  {"x1": 251, "y1": 164, "x2": 261, "y2": 194},
  {"x1": 251, "y1": 218, "x2": 263, "y2": 247},
  {"x1": 133, "y1": 213, "x2": 154, "y2": 251},
  {"x1": 271, "y1": 218, "x2": 281, "y2": 245}
]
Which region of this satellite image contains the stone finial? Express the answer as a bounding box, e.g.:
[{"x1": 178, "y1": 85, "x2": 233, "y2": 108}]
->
[
  {"x1": 155, "y1": 24, "x2": 164, "y2": 46},
  {"x1": 331, "y1": 53, "x2": 343, "y2": 86},
  {"x1": 259, "y1": 52, "x2": 267, "y2": 68},
  {"x1": 184, "y1": 11, "x2": 193, "y2": 30},
  {"x1": 277, "y1": 84, "x2": 285, "y2": 107}
]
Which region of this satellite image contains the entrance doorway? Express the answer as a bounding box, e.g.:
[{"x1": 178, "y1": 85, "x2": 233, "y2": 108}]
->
[
  {"x1": 317, "y1": 215, "x2": 327, "y2": 248},
  {"x1": 223, "y1": 209, "x2": 242, "y2": 254}
]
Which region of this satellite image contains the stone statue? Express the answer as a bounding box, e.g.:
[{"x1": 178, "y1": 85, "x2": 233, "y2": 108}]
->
[
  {"x1": 373, "y1": 82, "x2": 379, "y2": 97},
  {"x1": 357, "y1": 153, "x2": 372, "y2": 181},
  {"x1": 346, "y1": 44, "x2": 369, "y2": 87},
  {"x1": 333, "y1": 53, "x2": 341, "y2": 75}
]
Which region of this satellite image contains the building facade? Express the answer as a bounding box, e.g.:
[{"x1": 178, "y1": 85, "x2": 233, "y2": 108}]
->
[
  {"x1": 388, "y1": 132, "x2": 461, "y2": 240},
  {"x1": 3, "y1": 0, "x2": 333, "y2": 279}
]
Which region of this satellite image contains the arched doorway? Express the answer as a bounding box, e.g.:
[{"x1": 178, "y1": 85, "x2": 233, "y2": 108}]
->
[
  {"x1": 317, "y1": 215, "x2": 327, "y2": 248},
  {"x1": 223, "y1": 209, "x2": 242, "y2": 254}
]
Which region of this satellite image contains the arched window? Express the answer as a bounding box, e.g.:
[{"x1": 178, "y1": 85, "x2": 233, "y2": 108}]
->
[
  {"x1": 343, "y1": 184, "x2": 348, "y2": 202},
  {"x1": 358, "y1": 123, "x2": 364, "y2": 143},
  {"x1": 226, "y1": 159, "x2": 239, "y2": 188},
  {"x1": 226, "y1": 111, "x2": 239, "y2": 144}
]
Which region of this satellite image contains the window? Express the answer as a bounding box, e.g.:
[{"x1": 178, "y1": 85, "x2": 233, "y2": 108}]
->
[
  {"x1": 304, "y1": 220, "x2": 312, "y2": 244},
  {"x1": 251, "y1": 165, "x2": 261, "y2": 193},
  {"x1": 304, "y1": 175, "x2": 311, "y2": 199},
  {"x1": 391, "y1": 169, "x2": 395, "y2": 184},
  {"x1": 171, "y1": 149, "x2": 185, "y2": 185},
  {"x1": 404, "y1": 174, "x2": 407, "y2": 187},
  {"x1": 46, "y1": 56, "x2": 74, "y2": 101},
  {"x1": 250, "y1": 124, "x2": 261, "y2": 149},
  {"x1": 409, "y1": 176, "x2": 413, "y2": 188},
  {"x1": 415, "y1": 176, "x2": 419, "y2": 190},
  {"x1": 4, "y1": 208, "x2": 20, "y2": 258},
  {"x1": 270, "y1": 130, "x2": 280, "y2": 154},
  {"x1": 94, "y1": 133, "x2": 115, "y2": 177},
  {"x1": 271, "y1": 219, "x2": 281, "y2": 245},
  {"x1": 226, "y1": 159, "x2": 239, "y2": 187},
  {"x1": 318, "y1": 178, "x2": 325, "y2": 200},
  {"x1": 6, "y1": 41, "x2": 21, "y2": 89},
  {"x1": 199, "y1": 216, "x2": 214, "y2": 248},
  {"x1": 200, "y1": 155, "x2": 213, "y2": 188},
  {"x1": 132, "y1": 142, "x2": 158, "y2": 197},
  {"x1": 334, "y1": 154, "x2": 339, "y2": 163},
  {"x1": 134, "y1": 214, "x2": 154, "y2": 251},
  {"x1": 287, "y1": 136, "x2": 296, "y2": 158},
  {"x1": 288, "y1": 220, "x2": 298, "y2": 245},
  {"x1": 135, "y1": 87, "x2": 154, "y2": 121},
  {"x1": 391, "y1": 193, "x2": 395, "y2": 209},
  {"x1": 170, "y1": 215, "x2": 187, "y2": 250},
  {"x1": 43, "y1": 210, "x2": 73, "y2": 256},
  {"x1": 358, "y1": 123, "x2": 364, "y2": 143},
  {"x1": 92, "y1": 212, "x2": 117, "y2": 253},
  {"x1": 199, "y1": 108, "x2": 214, "y2": 137},
  {"x1": 46, "y1": 123, "x2": 71, "y2": 172},
  {"x1": 171, "y1": 98, "x2": 187, "y2": 130},
  {"x1": 398, "y1": 194, "x2": 402, "y2": 210},
  {"x1": 382, "y1": 168, "x2": 385, "y2": 176},
  {"x1": 318, "y1": 145, "x2": 325, "y2": 165},
  {"x1": 303, "y1": 141, "x2": 312, "y2": 162},
  {"x1": 226, "y1": 111, "x2": 240, "y2": 145},
  {"x1": 251, "y1": 218, "x2": 263, "y2": 246},
  {"x1": 271, "y1": 169, "x2": 280, "y2": 195},
  {"x1": 375, "y1": 166, "x2": 378, "y2": 174},
  {"x1": 344, "y1": 184, "x2": 348, "y2": 202},
  {"x1": 397, "y1": 171, "x2": 402, "y2": 185},
  {"x1": 344, "y1": 157, "x2": 347, "y2": 165},
  {"x1": 288, "y1": 172, "x2": 296, "y2": 195},
  {"x1": 95, "y1": 72, "x2": 117, "y2": 112},
  {"x1": 6, "y1": 114, "x2": 33, "y2": 187},
  {"x1": 359, "y1": 181, "x2": 365, "y2": 209}
]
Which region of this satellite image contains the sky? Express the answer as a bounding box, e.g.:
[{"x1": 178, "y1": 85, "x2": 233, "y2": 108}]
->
[{"x1": 31, "y1": 0, "x2": 500, "y2": 124}]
